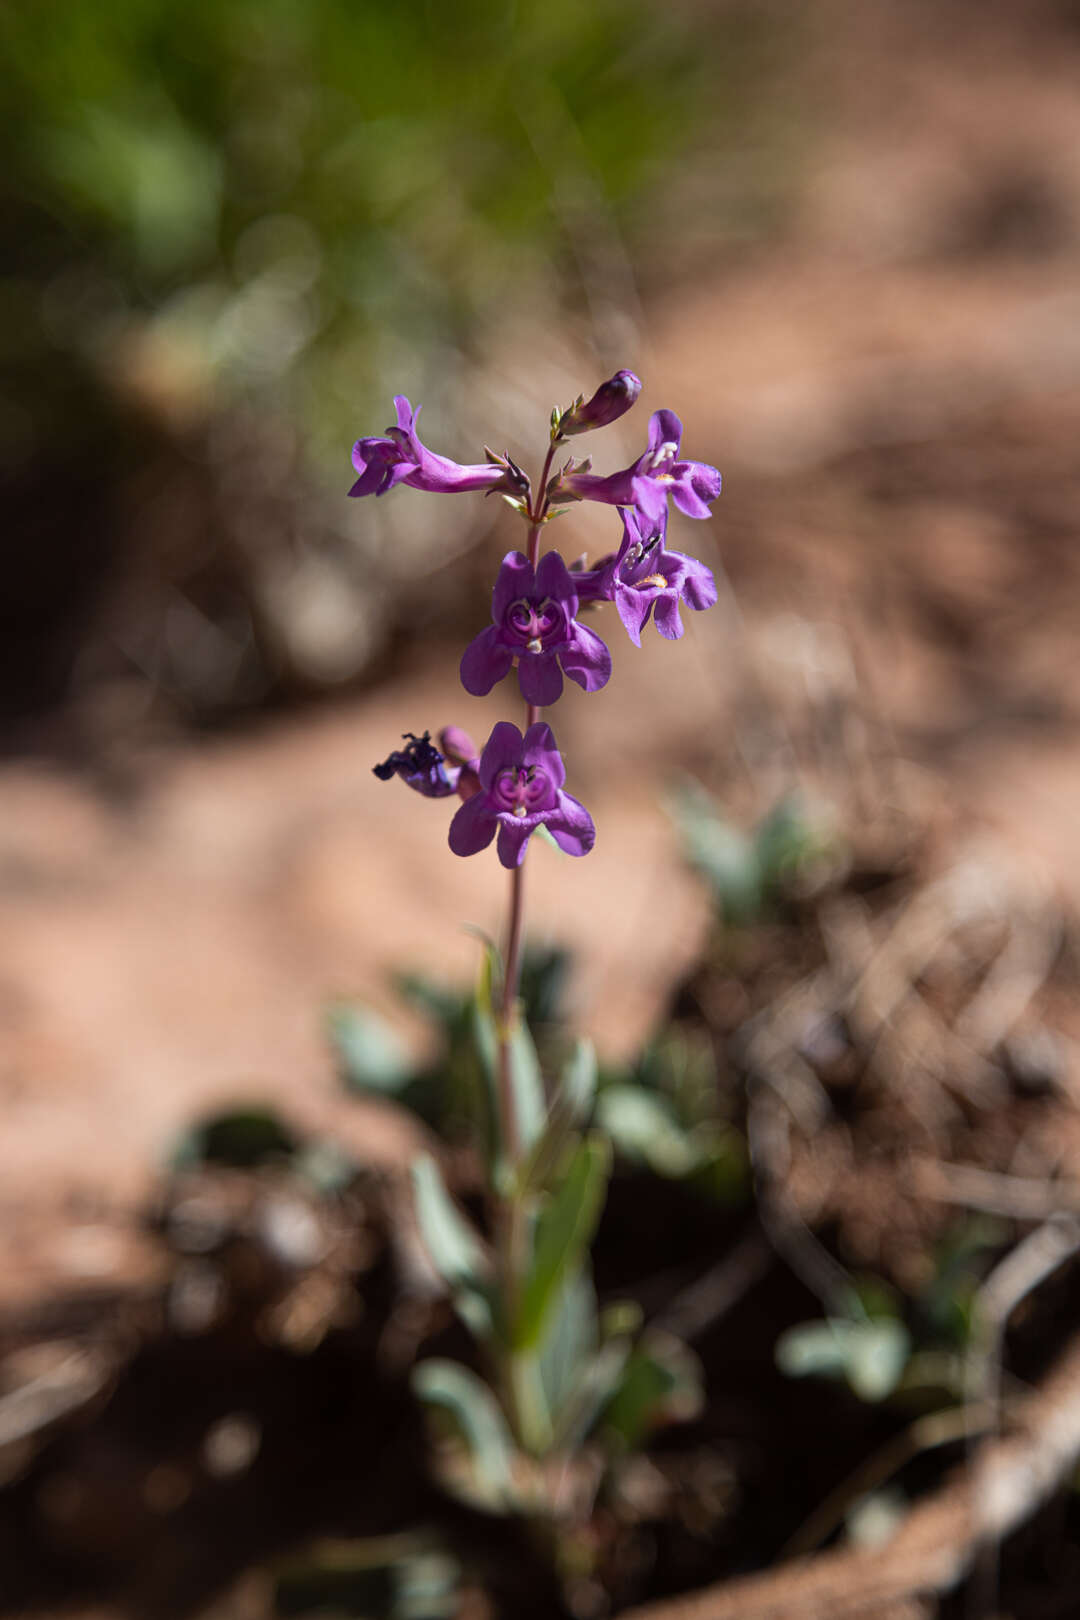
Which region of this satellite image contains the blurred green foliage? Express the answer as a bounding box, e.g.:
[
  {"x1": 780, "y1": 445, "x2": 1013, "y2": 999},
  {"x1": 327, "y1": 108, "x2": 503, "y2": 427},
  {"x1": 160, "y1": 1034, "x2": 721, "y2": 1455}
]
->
[{"x1": 1, "y1": 0, "x2": 778, "y2": 473}]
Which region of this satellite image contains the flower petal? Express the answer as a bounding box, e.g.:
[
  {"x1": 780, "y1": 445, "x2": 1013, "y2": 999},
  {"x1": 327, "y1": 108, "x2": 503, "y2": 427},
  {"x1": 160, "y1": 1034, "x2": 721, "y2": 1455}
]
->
[
  {"x1": 460, "y1": 626, "x2": 514, "y2": 696},
  {"x1": 535, "y1": 549, "x2": 578, "y2": 611},
  {"x1": 670, "y1": 472, "x2": 713, "y2": 520},
  {"x1": 653, "y1": 594, "x2": 684, "y2": 640},
  {"x1": 492, "y1": 551, "x2": 534, "y2": 623},
  {"x1": 547, "y1": 792, "x2": 595, "y2": 857},
  {"x1": 518, "y1": 650, "x2": 564, "y2": 706},
  {"x1": 478, "y1": 721, "x2": 524, "y2": 792},
  {"x1": 448, "y1": 794, "x2": 497, "y2": 857},
  {"x1": 394, "y1": 396, "x2": 418, "y2": 434},
  {"x1": 560, "y1": 467, "x2": 637, "y2": 508},
  {"x1": 615, "y1": 584, "x2": 651, "y2": 648},
  {"x1": 648, "y1": 409, "x2": 683, "y2": 455},
  {"x1": 681, "y1": 556, "x2": 718, "y2": 611},
  {"x1": 497, "y1": 819, "x2": 531, "y2": 868},
  {"x1": 629, "y1": 475, "x2": 670, "y2": 529},
  {"x1": 521, "y1": 722, "x2": 564, "y2": 787},
  {"x1": 560, "y1": 623, "x2": 612, "y2": 692}
]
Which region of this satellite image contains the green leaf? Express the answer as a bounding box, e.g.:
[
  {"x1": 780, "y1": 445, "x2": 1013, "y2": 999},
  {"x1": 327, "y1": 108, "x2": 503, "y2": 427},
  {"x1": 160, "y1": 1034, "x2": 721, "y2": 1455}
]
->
[
  {"x1": 471, "y1": 941, "x2": 546, "y2": 1160},
  {"x1": 534, "y1": 823, "x2": 566, "y2": 856},
  {"x1": 516, "y1": 1133, "x2": 611, "y2": 1349},
  {"x1": 600, "y1": 1332, "x2": 704, "y2": 1450},
  {"x1": 537, "y1": 1269, "x2": 598, "y2": 1426},
  {"x1": 776, "y1": 1318, "x2": 910, "y2": 1402},
  {"x1": 845, "y1": 1320, "x2": 911, "y2": 1401},
  {"x1": 595, "y1": 1085, "x2": 698, "y2": 1178},
  {"x1": 555, "y1": 1337, "x2": 634, "y2": 1453},
  {"x1": 411, "y1": 1156, "x2": 493, "y2": 1340},
  {"x1": 559, "y1": 1038, "x2": 597, "y2": 1123},
  {"x1": 327, "y1": 1001, "x2": 413, "y2": 1097},
  {"x1": 412, "y1": 1359, "x2": 515, "y2": 1512},
  {"x1": 667, "y1": 782, "x2": 762, "y2": 923},
  {"x1": 173, "y1": 1105, "x2": 297, "y2": 1169},
  {"x1": 507, "y1": 1014, "x2": 546, "y2": 1155}
]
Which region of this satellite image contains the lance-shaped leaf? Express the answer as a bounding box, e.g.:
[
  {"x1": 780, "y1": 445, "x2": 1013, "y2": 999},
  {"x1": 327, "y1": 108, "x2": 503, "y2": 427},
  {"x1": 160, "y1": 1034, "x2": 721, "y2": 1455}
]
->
[
  {"x1": 327, "y1": 1001, "x2": 412, "y2": 1096},
  {"x1": 537, "y1": 1269, "x2": 598, "y2": 1426},
  {"x1": 412, "y1": 1359, "x2": 516, "y2": 1512},
  {"x1": 411, "y1": 1155, "x2": 493, "y2": 1340},
  {"x1": 595, "y1": 1084, "x2": 699, "y2": 1178},
  {"x1": 473, "y1": 941, "x2": 545, "y2": 1160},
  {"x1": 559, "y1": 1038, "x2": 597, "y2": 1123},
  {"x1": 515, "y1": 1133, "x2": 611, "y2": 1349},
  {"x1": 776, "y1": 1317, "x2": 910, "y2": 1403}
]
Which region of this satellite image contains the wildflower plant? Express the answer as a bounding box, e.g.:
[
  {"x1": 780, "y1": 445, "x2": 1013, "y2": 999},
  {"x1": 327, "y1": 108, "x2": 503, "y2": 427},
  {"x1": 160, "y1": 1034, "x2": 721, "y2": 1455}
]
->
[{"x1": 355, "y1": 376, "x2": 720, "y2": 1527}]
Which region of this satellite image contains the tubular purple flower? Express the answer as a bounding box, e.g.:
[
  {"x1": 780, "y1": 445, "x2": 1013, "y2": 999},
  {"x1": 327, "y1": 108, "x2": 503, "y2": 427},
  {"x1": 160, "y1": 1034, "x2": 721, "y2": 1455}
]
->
[
  {"x1": 460, "y1": 550, "x2": 611, "y2": 706},
  {"x1": 350, "y1": 397, "x2": 519, "y2": 499},
  {"x1": 559, "y1": 370, "x2": 642, "y2": 436},
  {"x1": 552, "y1": 409, "x2": 721, "y2": 526},
  {"x1": 574, "y1": 510, "x2": 719, "y2": 648},
  {"x1": 448, "y1": 721, "x2": 595, "y2": 869}
]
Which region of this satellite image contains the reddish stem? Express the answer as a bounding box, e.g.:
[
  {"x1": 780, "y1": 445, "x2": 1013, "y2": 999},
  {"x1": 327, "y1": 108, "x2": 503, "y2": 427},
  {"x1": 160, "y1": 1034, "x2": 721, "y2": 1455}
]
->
[{"x1": 495, "y1": 435, "x2": 562, "y2": 1161}]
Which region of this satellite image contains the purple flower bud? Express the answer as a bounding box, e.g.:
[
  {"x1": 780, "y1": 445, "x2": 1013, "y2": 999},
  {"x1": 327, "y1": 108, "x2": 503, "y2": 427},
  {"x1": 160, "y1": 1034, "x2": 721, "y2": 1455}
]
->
[
  {"x1": 437, "y1": 725, "x2": 482, "y2": 801},
  {"x1": 460, "y1": 551, "x2": 611, "y2": 706},
  {"x1": 373, "y1": 731, "x2": 461, "y2": 798},
  {"x1": 574, "y1": 510, "x2": 718, "y2": 647},
  {"x1": 448, "y1": 721, "x2": 595, "y2": 869},
  {"x1": 559, "y1": 370, "x2": 642, "y2": 437},
  {"x1": 552, "y1": 409, "x2": 721, "y2": 525},
  {"x1": 437, "y1": 725, "x2": 479, "y2": 769},
  {"x1": 350, "y1": 397, "x2": 511, "y2": 499}
]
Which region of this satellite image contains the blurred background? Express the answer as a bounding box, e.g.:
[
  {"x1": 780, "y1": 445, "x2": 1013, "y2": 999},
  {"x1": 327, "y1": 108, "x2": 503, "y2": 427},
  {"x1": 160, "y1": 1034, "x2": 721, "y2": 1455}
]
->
[{"x1": 4, "y1": 0, "x2": 1080, "y2": 1614}]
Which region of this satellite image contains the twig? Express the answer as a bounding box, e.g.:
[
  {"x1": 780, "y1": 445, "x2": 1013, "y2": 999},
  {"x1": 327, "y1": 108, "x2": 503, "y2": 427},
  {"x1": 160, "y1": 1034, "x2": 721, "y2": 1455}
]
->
[
  {"x1": 652, "y1": 1228, "x2": 773, "y2": 1345},
  {"x1": 781, "y1": 1402, "x2": 992, "y2": 1561},
  {"x1": 0, "y1": 1348, "x2": 110, "y2": 1449},
  {"x1": 746, "y1": 1077, "x2": 854, "y2": 1317},
  {"x1": 912, "y1": 1157, "x2": 1080, "y2": 1220},
  {"x1": 965, "y1": 1215, "x2": 1080, "y2": 1620}
]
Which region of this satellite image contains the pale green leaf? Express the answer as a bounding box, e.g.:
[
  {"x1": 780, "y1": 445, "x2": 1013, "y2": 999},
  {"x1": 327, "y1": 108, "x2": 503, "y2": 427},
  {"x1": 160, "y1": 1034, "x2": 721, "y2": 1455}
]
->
[
  {"x1": 516, "y1": 1133, "x2": 611, "y2": 1349},
  {"x1": 411, "y1": 1155, "x2": 492, "y2": 1339},
  {"x1": 412, "y1": 1359, "x2": 515, "y2": 1511}
]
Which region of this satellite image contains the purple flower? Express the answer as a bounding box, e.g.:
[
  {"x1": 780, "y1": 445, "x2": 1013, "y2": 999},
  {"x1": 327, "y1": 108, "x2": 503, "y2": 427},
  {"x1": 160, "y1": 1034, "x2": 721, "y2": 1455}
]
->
[
  {"x1": 575, "y1": 510, "x2": 718, "y2": 648},
  {"x1": 350, "y1": 397, "x2": 521, "y2": 499},
  {"x1": 460, "y1": 550, "x2": 611, "y2": 706},
  {"x1": 448, "y1": 722, "x2": 595, "y2": 869},
  {"x1": 553, "y1": 409, "x2": 721, "y2": 526},
  {"x1": 374, "y1": 730, "x2": 474, "y2": 799},
  {"x1": 559, "y1": 370, "x2": 642, "y2": 437}
]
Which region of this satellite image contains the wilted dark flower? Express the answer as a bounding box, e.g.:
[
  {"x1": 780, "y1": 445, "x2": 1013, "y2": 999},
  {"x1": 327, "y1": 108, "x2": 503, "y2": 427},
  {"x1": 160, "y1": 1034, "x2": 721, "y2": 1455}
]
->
[{"x1": 373, "y1": 731, "x2": 462, "y2": 798}]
